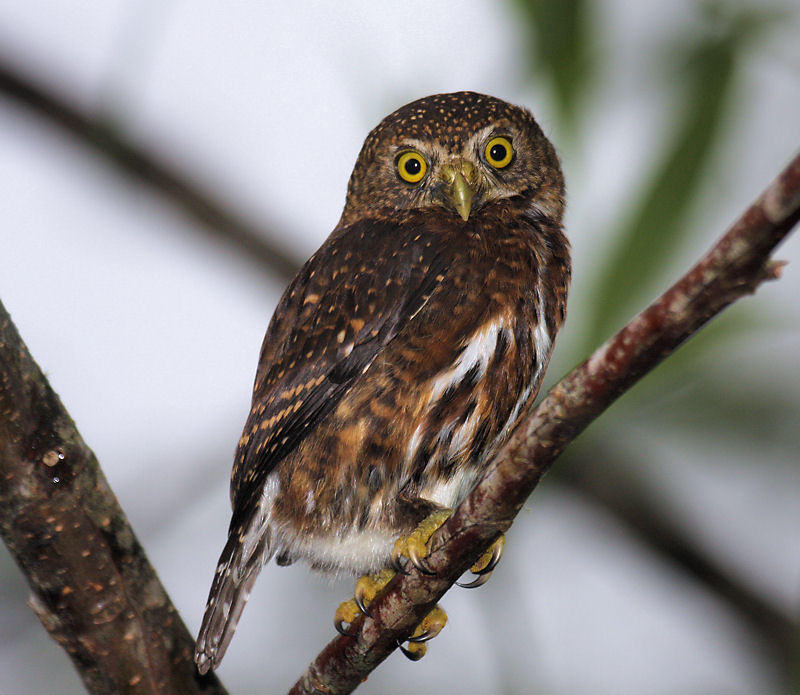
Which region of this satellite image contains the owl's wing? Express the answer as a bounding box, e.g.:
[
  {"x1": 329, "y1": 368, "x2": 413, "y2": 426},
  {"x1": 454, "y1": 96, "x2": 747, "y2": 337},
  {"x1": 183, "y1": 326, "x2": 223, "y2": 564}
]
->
[
  {"x1": 230, "y1": 216, "x2": 449, "y2": 522},
  {"x1": 196, "y1": 218, "x2": 449, "y2": 672}
]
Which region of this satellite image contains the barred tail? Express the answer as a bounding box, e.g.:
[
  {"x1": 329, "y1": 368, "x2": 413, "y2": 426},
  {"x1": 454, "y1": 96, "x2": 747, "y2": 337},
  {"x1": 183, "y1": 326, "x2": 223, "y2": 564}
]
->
[{"x1": 194, "y1": 528, "x2": 271, "y2": 674}]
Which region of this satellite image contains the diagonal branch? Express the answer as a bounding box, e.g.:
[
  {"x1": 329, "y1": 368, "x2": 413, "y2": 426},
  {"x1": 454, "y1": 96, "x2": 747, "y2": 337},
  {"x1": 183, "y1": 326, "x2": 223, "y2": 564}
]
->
[
  {"x1": 559, "y1": 450, "x2": 798, "y2": 674},
  {"x1": 0, "y1": 56, "x2": 302, "y2": 278},
  {"x1": 288, "y1": 152, "x2": 800, "y2": 695},
  {"x1": 1, "y1": 54, "x2": 791, "y2": 646},
  {"x1": 0, "y1": 302, "x2": 229, "y2": 695}
]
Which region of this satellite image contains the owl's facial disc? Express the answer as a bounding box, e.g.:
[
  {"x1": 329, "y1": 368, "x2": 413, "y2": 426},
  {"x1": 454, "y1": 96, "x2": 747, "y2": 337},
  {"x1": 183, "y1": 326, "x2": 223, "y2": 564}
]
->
[
  {"x1": 439, "y1": 160, "x2": 479, "y2": 221},
  {"x1": 339, "y1": 93, "x2": 566, "y2": 229}
]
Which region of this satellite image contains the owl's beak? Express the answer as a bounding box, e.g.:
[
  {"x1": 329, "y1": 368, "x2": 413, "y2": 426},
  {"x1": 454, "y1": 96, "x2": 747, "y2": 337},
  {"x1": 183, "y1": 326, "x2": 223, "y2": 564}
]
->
[{"x1": 440, "y1": 160, "x2": 479, "y2": 221}]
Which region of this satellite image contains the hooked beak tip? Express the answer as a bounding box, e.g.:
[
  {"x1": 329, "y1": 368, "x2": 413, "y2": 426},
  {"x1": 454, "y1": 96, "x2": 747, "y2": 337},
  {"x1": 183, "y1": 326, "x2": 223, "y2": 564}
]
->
[
  {"x1": 439, "y1": 161, "x2": 478, "y2": 221},
  {"x1": 449, "y1": 172, "x2": 475, "y2": 221}
]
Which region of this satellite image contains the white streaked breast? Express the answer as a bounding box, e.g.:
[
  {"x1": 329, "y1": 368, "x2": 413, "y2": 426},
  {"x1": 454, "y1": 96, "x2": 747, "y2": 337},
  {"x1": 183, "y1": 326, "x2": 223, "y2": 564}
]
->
[{"x1": 428, "y1": 317, "x2": 508, "y2": 402}]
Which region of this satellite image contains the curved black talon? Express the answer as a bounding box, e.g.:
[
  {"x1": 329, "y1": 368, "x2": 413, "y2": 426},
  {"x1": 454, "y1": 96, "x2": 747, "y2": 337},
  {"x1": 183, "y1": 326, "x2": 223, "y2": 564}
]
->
[
  {"x1": 456, "y1": 569, "x2": 493, "y2": 589},
  {"x1": 391, "y1": 555, "x2": 410, "y2": 575},
  {"x1": 397, "y1": 639, "x2": 424, "y2": 661},
  {"x1": 354, "y1": 593, "x2": 372, "y2": 619},
  {"x1": 334, "y1": 619, "x2": 357, "y2": 637},
  {"x1": 407, "y1": 545, "x2": 437, "y2": 576},
  {"x1": 406, "y1": 629, "x2": 436, "y2": 644},
  {"x1": 456, "y1": 536, "x2": 504, "y2": 588},
  {"x1": 456, "y1": 560, "x2": 496, "y2": 588},
  {"x1": 481, "y1": 537, "x2": 505, "y2": 572},
  {"x1": 410, "y1": 559, "x2": 437, "y2": 576},
  {"x1": 476, "y1": 556, "x2": 500, "y2": 575}
]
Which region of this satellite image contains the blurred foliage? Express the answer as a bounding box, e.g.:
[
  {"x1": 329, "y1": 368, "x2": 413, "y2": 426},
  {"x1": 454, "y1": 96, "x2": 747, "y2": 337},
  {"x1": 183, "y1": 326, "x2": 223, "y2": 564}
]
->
[
  {"x1": 518, "y1": 0, "x2": 789, "y2": 401},
  {"x1": 586, "y1": 2, "x2": 782, "y2": 348},
  {"x1": 512, "y1": 0, "x2": 594, "y2": 132},
  {"x1": 659, "y1": 376, "x2": 797, "y2": 444},
  {"x1": 514, "y1": 0, "x2": 798, "y2": 689}
]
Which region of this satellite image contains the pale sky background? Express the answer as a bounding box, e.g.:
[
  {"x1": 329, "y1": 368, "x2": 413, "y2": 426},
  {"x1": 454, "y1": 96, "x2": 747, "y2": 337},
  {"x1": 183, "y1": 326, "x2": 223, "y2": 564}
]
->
[{"x1": 0, "y1": 1, "x2": 798, "y2": 694}]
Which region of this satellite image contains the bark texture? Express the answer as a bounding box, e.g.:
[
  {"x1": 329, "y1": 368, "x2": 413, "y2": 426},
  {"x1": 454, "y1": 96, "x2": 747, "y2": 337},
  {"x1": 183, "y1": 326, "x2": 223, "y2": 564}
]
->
[
  {"x1": 288, "y1": 152, "x2": 800, "y2": 694},
  {"x1": 0, "y1": 304, "x2": 228, "y2": 695}
]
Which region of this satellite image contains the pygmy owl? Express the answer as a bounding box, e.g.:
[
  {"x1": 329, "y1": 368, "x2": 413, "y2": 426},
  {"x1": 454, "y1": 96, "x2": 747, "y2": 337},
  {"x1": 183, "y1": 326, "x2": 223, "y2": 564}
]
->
[{"x1": 195, "y1": 91, "x2": 570, "y2": 672}]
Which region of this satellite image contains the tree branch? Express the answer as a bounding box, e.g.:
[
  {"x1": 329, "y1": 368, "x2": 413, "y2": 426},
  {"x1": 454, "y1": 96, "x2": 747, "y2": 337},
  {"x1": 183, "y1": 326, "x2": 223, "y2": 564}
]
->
[
  {"x1": 559, "y1": 451, "x2": 797, "y2": 676},
  {"x1": 1, "y1": 55, "x2": 791, "y2": 646},
  {"x1": 0, "y1": 303, "x2": 229, "y2": 695},
  {"x1": 0, "y1": 56, "x2": 302, "y2": 278},
  {"x1": 288, "y1": 153, "x2": 800, "y2": 695},
  {"x1": 3, "y1": 53, "x2": 797, "y2": 692}
]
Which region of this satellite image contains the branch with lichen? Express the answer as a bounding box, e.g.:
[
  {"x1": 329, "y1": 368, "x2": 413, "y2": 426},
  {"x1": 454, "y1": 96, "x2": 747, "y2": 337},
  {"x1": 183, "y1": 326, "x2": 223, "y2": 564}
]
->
[
  {"x1": 287, "y1": 153, "x2": 800, "y2": 695},
  {"x1": 2, "y1": 55, "x2": 790, "y2": 652},
  {"x1": 0, "y1": 304, "x2": 229, "y2": 695}
]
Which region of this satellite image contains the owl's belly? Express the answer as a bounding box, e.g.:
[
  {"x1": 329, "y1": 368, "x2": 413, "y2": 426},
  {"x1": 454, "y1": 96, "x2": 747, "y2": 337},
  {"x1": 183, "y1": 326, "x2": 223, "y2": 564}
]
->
[
  {"x1": 400, "y1": 310, "x2": 551, "y2": 500},
  {"x1": 260, "y1": 308, "x2": 551, "y2": 576}
]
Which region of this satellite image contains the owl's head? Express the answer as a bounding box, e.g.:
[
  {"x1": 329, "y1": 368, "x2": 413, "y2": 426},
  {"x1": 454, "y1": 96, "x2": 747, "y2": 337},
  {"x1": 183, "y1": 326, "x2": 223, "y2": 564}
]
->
[{"x1": 339, "y1": 92, "x2": 564, "y2": 228}]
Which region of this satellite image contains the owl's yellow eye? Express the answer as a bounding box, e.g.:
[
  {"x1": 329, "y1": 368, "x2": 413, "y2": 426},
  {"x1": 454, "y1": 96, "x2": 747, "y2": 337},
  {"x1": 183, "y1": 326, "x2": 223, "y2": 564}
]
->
[
  {"x1": 396, "y1": 151, "x2": 427, "y2": 183},
  {"x1": 484, "y1": 136, "x2": 513, "y2": 169}
]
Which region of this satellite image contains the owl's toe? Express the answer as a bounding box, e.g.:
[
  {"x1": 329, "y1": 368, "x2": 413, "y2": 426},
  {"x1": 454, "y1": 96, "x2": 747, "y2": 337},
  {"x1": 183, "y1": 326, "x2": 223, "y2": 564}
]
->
[
  {"x1": 335, "y1": 569, "x2": 395, "y2": 635},
  {"x1": 391, "y1": 508, "x2": 453, "y2": 575},
  {"x1": 398, "y1": 641, "x2": 427, "y2": 661},
  {"x1": 456, "y1": 533, "x2": 506, "y2": 589},
  {"x1": 408, "y1": 606, "x2": 447, "y2": 643},
  {"x1": 397, "y1": 605, "x2": 448, "y2": 661},
  {"x1": 390, "y1": 537, "x2": 408, "y2": 573},
  {"x1": 405, "y1": 534, "x2": 437, "y2": 575},
  {"x1": 354, "y1": 569, "x2": 395, "y2": 617},
  {"x1": 334, "y1": 599, "x2": 361, "y2": 636}
]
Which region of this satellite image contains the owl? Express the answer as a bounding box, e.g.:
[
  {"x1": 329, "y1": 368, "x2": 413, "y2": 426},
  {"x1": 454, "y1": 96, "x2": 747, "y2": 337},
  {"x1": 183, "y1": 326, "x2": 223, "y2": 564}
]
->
[{"x1": 195, "y1": 91, "x2": 570, "y2": 672}]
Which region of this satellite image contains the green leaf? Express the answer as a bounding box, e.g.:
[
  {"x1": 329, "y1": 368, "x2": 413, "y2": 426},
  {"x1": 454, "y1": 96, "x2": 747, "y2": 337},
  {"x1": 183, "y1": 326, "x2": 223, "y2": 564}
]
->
[
  {"x1": 585, "y1": 3, "x2": 777, "y2": 350},
  {"x1": 513, "y1": 0, "x2": 594, "y2": 131}
]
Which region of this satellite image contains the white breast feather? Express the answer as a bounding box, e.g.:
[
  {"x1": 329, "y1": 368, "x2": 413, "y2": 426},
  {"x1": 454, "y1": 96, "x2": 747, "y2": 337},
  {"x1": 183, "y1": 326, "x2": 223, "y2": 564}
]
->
[
  {"x1": 250, "y1": 311, "x2": 554, "y2": 577},
  {"x1": 428, "y1": 318, "x2": 508, "y2": 402}
]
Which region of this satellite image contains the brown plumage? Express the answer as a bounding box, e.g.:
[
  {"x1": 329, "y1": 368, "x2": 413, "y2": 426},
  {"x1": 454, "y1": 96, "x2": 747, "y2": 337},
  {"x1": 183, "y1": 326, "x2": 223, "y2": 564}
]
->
[{"x1": 195, "y1": 91, "x2": 570, "y2": 673}]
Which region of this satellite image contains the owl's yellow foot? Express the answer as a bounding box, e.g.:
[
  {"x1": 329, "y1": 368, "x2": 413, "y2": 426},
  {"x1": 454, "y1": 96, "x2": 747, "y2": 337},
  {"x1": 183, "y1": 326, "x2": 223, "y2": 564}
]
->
[
  {"x1": 334, "y1": 571, "x2": 448, "y2": 661},
  {"x1": 397, "y1": 605, "x2": 448, "y2": 661},
  {"x1": 456, "y1": 533, "x2": 506, "y2": 589},
  {"x1": 334, "y1": 511, "x2": 459, "y2": 658},
  {"x1": 391, "y1": 508, "x2": 453, "y2": 575},
  {"x1": 334, "y1": 568, "x2": 394, "y2": 636}
]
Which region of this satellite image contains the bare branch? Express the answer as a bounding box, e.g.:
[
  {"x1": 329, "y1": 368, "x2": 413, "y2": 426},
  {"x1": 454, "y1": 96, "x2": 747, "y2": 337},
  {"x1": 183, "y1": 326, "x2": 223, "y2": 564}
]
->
[
  {"x1": 0, "y1": 303, "x2": 229, "y2": 695},
  {"x1": 288, "y1": 153, "x2": 800, "y2": 695},
  {"x1": 559, "y1": 454, "x2": 797, "y2": 674},
  {"x1": 0, "y1": 55, "x2": 302, "y2": 278},
  {"x1": 3, "y1": 51, "x2": 797, "y2": 690},
  {"x1": 4, "y1": 55, "x2": 774, "y2": 649}
]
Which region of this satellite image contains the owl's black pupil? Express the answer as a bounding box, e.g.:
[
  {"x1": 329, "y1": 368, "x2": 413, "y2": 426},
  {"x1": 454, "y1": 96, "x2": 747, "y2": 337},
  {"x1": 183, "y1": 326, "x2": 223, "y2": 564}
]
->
[
  {"x1": 490, "y1": 143, "x2": 507, "y2": 162},
  {"x1": 404, "y1": 158, "x2": 421, "y2": 176}
]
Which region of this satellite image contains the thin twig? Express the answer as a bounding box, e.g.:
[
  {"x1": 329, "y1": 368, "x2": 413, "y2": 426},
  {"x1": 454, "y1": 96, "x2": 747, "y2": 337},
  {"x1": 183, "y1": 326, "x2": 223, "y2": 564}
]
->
[
  {"x1": 288, "y1": 152, "x2": 800, "y2": 695},
  {"x1": 1, "y1": 56, "x2": 790, "y2": 645},
  {"x1": 0, "y1": 303, "x2": 229, "y2": 695},
  {"x1": 559, "y1": 456, "x2": 796, "y2": 675},
  {"x1": 0, "y1": 56, "x2": 302, "y2": 278}
]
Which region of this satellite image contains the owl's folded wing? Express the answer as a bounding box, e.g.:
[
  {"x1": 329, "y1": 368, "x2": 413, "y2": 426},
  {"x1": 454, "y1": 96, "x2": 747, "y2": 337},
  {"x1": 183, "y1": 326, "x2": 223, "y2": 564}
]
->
[{"x1": 229, "y1": 216, "x2": 450, "y2": 523}]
